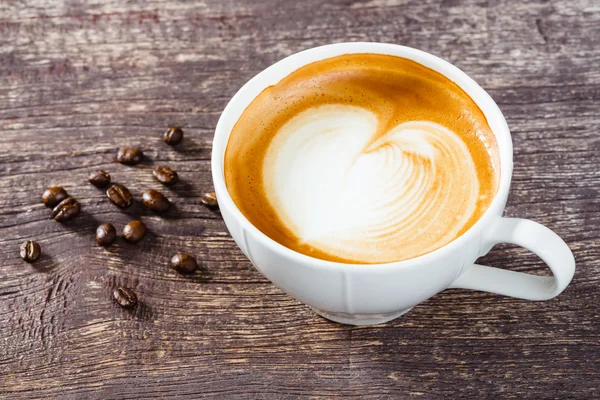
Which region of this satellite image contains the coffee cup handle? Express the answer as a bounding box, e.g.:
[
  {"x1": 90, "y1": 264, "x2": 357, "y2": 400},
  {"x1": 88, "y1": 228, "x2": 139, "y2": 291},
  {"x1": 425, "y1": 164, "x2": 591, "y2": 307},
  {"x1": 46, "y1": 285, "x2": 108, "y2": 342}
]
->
[{"x1": 449, "y1": 218, "x2": 575, "y2": 300}]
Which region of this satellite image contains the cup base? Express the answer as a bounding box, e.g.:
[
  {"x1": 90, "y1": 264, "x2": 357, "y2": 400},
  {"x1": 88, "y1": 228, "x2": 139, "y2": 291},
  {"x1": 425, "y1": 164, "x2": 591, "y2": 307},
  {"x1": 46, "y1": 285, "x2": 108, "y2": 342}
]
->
[{"x1": 310, "y1": 307, "x2": 414, "y2": 326}]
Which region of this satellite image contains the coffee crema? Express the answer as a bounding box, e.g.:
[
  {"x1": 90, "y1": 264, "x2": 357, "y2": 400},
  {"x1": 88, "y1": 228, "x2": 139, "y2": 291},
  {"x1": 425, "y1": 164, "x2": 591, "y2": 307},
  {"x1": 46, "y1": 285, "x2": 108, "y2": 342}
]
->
[{"x1": 225, "y1": 53, "x2": 499, "y2": 264}]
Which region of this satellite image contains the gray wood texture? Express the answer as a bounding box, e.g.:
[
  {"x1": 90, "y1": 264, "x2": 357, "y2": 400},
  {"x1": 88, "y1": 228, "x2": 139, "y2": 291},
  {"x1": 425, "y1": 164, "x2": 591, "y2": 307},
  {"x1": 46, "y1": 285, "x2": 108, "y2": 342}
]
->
[{"x1": 1, "y1": 0, "x2": 599, "y2": 398}]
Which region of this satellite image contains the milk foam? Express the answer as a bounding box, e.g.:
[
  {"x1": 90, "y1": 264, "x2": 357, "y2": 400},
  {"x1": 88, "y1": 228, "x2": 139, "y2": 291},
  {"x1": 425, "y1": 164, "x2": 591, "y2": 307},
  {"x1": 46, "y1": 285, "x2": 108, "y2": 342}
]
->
[{"x1": 263, "y1": 104, "x2": 480, "y2": 263}]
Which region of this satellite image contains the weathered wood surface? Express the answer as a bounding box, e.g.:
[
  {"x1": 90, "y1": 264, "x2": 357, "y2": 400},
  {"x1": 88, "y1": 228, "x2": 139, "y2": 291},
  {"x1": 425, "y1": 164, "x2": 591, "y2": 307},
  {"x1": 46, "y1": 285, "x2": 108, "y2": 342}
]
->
[{"x1": 1, "y1": 0, "x2": 599, "y2": 398}]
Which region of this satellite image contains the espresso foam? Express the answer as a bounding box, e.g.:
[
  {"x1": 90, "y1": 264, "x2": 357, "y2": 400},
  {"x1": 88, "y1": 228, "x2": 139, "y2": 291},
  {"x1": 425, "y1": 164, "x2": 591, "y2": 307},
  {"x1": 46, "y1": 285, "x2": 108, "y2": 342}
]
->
[{"x1": 225, "y1": 53, "x2": 499, "y2": 264}]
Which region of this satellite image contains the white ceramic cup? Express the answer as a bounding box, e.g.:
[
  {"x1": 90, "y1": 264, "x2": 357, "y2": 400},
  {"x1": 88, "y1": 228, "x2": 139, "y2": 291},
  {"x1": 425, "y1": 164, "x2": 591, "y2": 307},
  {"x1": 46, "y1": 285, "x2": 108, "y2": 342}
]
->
[{"x1": 211, "y1": 42, "x2": 576, "y2": 326}]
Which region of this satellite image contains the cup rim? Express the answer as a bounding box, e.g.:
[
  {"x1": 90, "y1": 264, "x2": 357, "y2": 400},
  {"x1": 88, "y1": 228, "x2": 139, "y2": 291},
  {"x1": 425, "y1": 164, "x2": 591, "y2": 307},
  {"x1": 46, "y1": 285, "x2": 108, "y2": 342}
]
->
[{"x1": 212, "y1": 42, "x2": 513, "y2": 272}]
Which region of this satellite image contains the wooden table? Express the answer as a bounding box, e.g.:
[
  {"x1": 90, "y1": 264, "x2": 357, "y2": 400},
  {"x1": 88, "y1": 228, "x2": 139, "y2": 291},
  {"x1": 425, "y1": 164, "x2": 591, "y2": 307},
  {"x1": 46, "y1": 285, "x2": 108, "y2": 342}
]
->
[{"x1": 1, "y1": 1, "x2": 598, "y2": 398}]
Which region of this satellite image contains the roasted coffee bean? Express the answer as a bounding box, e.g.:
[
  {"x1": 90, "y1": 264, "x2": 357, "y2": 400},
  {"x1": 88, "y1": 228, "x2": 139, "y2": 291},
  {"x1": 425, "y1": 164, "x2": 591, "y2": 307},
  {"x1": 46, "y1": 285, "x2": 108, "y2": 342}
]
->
[
  {"x1": 171, "y1": 253, "x2": 199, "y2": 274},
  {"x1": 113, "y1": 286, "x2": 138, "y2": 309},
  {"x1": 41, "y1": 187, "x2": 68, "y2": 207},
  {"x1": 96, "y1": 223, "x2": 117, "y2": 246},
  {"x1": 51, "y1": 197, "x2": 80, "y2": 222},
  {"x1": 88, "y1": 170, "x2": 111, "y2": 187},
  {"x1": 141, "y1": 189, "x2": 170, "y2": 213},
  {"x1": 106, "y1": 184, "x2": 133, "y2": 208},
  {"x1": 201, "y1": 191, "x2": 218, "y2": 209},
  {"x1": 117, "y1": 147, "x2": 144, "y2": 165},
  {"x1": 123, "y1": 220, "x2": 146, "y2": 243},
  {"x1": 152, "y1": 165, "x2": 179, "y2": 186},
  {"x1": 20, "y1": 240, "x2": 41, "y2": 262},
  {"x1": 163, "y1": 126, "x2": 183, "y2": 145}
]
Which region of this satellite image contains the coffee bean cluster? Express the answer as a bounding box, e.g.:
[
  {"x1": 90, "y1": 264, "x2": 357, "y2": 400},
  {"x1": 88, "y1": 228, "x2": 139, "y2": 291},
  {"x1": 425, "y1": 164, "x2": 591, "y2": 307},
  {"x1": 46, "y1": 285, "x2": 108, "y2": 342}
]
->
[
  {"x1": 22, "y1": 126, "x2": 213, "y2": 309},
  {"x1": 41, "y1": 187, "x2": 81, "y2": 223}
]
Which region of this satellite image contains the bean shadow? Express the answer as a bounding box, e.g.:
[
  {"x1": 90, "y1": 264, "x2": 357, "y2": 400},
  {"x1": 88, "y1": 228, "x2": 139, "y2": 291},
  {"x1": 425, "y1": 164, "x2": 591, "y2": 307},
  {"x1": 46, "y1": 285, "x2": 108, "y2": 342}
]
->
[
  {"x1": 120, "y1": 198, "x2": 148, "y2": 218},
  {"x1": 135, "y1": 299, "x2": 154, "y2": 322},
  {"x1": 163, "y1": 178, "x2": 223, "y2": 218},
  {"x1": 31, "y1": 253, "x2": 57, "y2": 273},
  {"x1": 140, "y1": 156, "x2": 155, "y2": 168},
  {"x1": 170, "y1": 178, "x2": 220, "y2": 213},
  {"x1": 180, "y1": 266, "x2": 213, "y2": 283},
  {"x1": 119, "y1": 198, "x2": 183, "y2": 220},
  {"x1": 69, "y1": 209, "x2": 102, "y2": 235},
  {"x1": 169, "y1": 137, "x2": 205, "y2": 154},
  {"x1": 106, "y1": 275, "x2": 154, "y2": 322},
  {"x1": 146, "y1": 200, "x2": 185, "y2": 220},
  {"x1": 164, "y1": 177, "x2": 195, "y2": 198},
  {"x1": 119, "y1": 226, "x2": 159, "y2": 251},
  {"x1": 206, "y1": 206, "x2": 222, "y2": 218}
]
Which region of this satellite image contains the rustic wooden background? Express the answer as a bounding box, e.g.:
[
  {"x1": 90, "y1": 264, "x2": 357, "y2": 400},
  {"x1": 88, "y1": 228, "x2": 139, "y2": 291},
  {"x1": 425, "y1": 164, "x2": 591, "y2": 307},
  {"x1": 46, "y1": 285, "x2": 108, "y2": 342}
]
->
[{"x1": 1, "y1": 0, "x2": 598, "y2": 398}]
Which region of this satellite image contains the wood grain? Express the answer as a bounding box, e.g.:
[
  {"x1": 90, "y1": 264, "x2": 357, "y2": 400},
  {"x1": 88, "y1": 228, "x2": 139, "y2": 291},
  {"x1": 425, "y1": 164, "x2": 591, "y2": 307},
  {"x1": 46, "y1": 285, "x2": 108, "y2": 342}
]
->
[{"x1": 1, "y1": 0, "x2": 599, "y2": 398}]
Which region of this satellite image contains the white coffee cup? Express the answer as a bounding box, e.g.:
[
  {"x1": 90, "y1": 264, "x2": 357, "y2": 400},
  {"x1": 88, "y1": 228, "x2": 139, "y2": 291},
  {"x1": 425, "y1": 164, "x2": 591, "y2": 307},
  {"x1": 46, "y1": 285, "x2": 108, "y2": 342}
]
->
[{"x1": 211, "y1": 42, "x2": 575, "y2": 325}]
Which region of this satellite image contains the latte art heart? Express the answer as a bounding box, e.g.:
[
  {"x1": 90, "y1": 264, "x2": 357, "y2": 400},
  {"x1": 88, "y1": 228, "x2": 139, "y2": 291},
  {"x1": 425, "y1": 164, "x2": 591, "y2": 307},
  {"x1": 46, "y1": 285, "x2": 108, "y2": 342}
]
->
[{"x1": 263, "y1": 105, "x2": 480, "y2": 262}]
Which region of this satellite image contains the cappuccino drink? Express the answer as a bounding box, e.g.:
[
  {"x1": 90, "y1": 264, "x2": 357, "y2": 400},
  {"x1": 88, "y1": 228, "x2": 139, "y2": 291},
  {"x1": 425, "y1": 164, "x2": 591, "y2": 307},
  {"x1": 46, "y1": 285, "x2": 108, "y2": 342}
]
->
[{"x1": 225, "y1": 54, "x2": 499, "y2": 264}]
